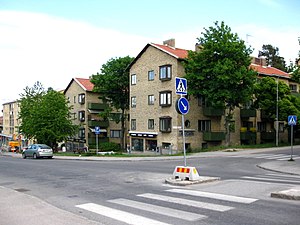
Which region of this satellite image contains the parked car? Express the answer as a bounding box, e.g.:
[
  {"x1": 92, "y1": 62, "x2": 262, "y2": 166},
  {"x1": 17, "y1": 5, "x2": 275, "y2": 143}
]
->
[{"x1": 22, "y1": 144, "x2": 53, "y2": 159}]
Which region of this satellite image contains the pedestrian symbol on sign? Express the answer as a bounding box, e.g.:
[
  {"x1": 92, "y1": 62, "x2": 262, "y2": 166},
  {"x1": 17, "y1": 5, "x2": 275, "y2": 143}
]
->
[{"x1": 175, "y1": 77, "x2": 187, "y2": 95}]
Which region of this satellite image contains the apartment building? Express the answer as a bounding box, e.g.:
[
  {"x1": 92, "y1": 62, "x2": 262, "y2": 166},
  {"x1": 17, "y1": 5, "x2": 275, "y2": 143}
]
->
[
  {"x1": 64, "y1": 78, "x2": 123, "y2": 151},
  {"x1": 128, "y1": 39, "x2": 296, "y2": 152}
]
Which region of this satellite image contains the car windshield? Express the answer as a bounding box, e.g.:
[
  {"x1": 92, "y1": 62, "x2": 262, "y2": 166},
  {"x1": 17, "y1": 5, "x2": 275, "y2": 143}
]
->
[{"x1": 37, "y1": 144, "x2": 51, "y2": 149}]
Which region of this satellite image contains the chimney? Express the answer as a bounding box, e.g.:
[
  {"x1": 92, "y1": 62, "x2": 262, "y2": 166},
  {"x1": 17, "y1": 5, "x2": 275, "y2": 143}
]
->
[
  {"x1": 251, "y1": 57, "x2": 267, "y2": 66},
  {"x1": 163, "y1": 38, "x2": 175, "y2": 48}
]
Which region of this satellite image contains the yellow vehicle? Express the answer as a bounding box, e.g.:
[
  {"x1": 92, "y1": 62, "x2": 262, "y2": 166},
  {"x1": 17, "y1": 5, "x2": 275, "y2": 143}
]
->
[{"x1": 8, "y1": 141, "x2": 20, "y2": 152}]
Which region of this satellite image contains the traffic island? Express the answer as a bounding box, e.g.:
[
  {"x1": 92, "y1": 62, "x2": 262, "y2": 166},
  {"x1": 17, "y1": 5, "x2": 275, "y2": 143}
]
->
[
  {"x1": 271, "y1": 188, "x2": 300, "y2": 200},
  {"x1": 165, "y1": 176, "x2": 220, "y2": 186}
]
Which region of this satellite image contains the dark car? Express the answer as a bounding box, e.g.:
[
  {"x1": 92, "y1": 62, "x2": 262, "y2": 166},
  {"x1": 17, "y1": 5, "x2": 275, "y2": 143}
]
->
[{"x1": 22, "y1": 144, "x2": 53, "y2": 159}]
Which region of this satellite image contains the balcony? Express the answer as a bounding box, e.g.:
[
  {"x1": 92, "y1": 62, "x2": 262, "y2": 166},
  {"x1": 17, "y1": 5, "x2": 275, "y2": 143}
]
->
[
  {"x1": 240, "y1": 109, "x2": 256, "y2": 118},
  {"x1": 261, "y1": 131, "x2": 275, "y2": 141},
  {"x1": 203, "y1": 131, "x2": 225, "y2": 141},
  {"x1": 88, "y1": 120, "x2": 109, "y2": 128},
  {"x1": 203, "y1": 107, "x2": 224, "y2": 117},
  {"x1": 240, "y1": 131, "x2": 257, "y2": 141},
  {"x1": 88, "y1": 103, "x2": 108, "y2": 110},
  {"x1": 88, "y1": 137, "x2": 109, "y2": 145}
]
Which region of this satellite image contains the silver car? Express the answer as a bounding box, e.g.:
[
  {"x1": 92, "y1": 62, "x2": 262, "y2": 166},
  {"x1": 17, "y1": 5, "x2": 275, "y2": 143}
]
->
[{"x1": 22, "y1": 144, "x2": 53, "y2": 159}]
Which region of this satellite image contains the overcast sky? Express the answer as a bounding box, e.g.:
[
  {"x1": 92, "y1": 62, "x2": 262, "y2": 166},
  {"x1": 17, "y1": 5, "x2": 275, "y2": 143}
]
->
[{"x1": 1, "y1": 0, "x2": 299, "y2": 114}]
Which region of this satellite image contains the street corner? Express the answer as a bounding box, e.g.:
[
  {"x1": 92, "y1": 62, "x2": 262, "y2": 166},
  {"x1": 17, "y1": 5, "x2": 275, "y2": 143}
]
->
[
  {"x1": 271, "y1": 188, "x2": 300, "y2": 201},
  {"x1": 165, "y1": 176, "x2": 221, "y2": 186}
]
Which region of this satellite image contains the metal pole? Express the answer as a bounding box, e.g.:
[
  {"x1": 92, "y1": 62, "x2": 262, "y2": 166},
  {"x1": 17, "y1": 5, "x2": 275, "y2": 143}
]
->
[
  {"x1": 182, "y1": 113, "x2": 186, "y2": 167},
  {"x1": 96, "y1": 134, "x2": 99, "y2": 155},
  {"x1": 289, "y1": 125, "x2": 294, "y2": 161},
  {"x1": 276, "y1": 76, "x2": 279, "y2": 147}
]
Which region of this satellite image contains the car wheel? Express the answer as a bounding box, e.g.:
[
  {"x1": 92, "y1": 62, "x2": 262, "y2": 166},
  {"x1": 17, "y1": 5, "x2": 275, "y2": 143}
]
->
[
  {"x1": 33, "y1": 153, "x2": 38, "y2": 159},
  {"x1": 22, "y1": 153, "x2": 26, "y2": 159}
]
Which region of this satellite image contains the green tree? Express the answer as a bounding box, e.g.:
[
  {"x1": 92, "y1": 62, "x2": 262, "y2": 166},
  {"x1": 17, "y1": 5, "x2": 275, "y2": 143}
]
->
[
  {"x1": 19, "y1": 82, "x2": 78, "y2": 149},
  {"x1": 91, "y1": 56, "x2": 134, "y2": 150},
  {"x1": 184, "y1": 21, "x2": 257, "y2": 145},
  {"x1": 254, "y1": 76, "x2": 300, "y2": 121},
  {"x1": 258, "y1": 44, "x2": 286, "y2": 71}
]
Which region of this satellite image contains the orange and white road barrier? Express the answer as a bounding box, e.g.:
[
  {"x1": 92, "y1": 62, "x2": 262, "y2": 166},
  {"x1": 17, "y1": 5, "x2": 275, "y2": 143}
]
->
[{"x1": 173, "y1": 166, "x2": 200, "y2": 181}]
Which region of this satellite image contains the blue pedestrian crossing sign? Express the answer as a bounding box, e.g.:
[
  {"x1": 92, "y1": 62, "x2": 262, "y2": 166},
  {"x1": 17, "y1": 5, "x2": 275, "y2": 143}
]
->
[
  {"x1": 95, "y1": 126, "x2": 101, "y2": 134},
  {"x1": 288, "y1": 115, "x2": 297, "y2": 126},
  {"x1": 175, "y1": 77, "x2": 187, "y2": 95}
]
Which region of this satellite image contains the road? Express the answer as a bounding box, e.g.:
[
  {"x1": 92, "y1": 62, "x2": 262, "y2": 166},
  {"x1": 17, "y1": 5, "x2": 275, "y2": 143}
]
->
[{"x1": 0, "y1": 147, "x2": 299, "y2": 225}]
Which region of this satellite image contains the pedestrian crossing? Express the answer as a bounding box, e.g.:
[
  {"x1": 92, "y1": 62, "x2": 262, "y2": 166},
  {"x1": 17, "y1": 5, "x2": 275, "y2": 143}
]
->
[
  {"x1": 231, "y1": 153, "x2": 300, "y2": 161},
  {"x1": 240, "y1": 173, "x2": 300, "y2": 185},
  {"x1": 76, "y1": 188, "x2": 258, "y2": 224}
]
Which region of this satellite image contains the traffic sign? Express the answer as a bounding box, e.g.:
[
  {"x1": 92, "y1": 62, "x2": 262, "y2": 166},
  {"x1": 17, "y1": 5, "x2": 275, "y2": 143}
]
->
[
  {"x1": 175, "y1": 77, "x2": 187, "y2": 95},
  {"x1": 288, "y1": 115, "x2": 297, "y2": 126},
  {"x1": 176, "y1": 97, "x2": 189, "y2": 115},
  {"x1": 95, "y1": 126, "x2": 101, "y2": 134}
]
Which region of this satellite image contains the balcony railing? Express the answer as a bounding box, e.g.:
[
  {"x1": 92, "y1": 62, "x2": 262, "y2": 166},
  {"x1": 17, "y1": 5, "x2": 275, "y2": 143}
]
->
[
  {"x1": 261, "y1": 131, "x2": 275, "y2": 141},
  {"x1": 88, "y1": 120, "x2": 109, "y2": 128},
  {"x1": 203, "y1": 131, "x2": 225, "y2": 141},
  {"x1": 88, "y1": 137, "x2": 109, "y2": 145},
  {"x1": 203, "y1": 107, "x2": 224, "y2": 117},
  {"x1": 88, "y1": 103, "x2": 108, "y2": 110},
  {"x1": 240, "y1": 131, "x2": 257, "y2": 141},
  {"x1": 240, "y1": 109, "x2": 256, "y2": 118}
]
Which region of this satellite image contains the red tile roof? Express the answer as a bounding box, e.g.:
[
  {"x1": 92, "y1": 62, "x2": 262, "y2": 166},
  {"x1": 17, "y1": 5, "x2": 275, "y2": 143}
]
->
[
  {"x1": 151, "y1": 43, "x2": 188, "y2": 59},
  {"x1": 75, "y1": 78, "x2": 94, "y2": 91},
  {"x1": 250, "y1": 64, "x2": 290, "y2": 78}
]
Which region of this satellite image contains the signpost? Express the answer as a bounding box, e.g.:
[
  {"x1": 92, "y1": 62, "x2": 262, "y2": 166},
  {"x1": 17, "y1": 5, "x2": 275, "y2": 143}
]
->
[
  {"x1": 95, "y1": 126, "x2": 100, "y2": 154},
  {"x1": 288, "y1": 115, "x2": 297, "y2": 161},
  {"x1": 175, "y1": 77, "x2": 188, "y2": 167}
]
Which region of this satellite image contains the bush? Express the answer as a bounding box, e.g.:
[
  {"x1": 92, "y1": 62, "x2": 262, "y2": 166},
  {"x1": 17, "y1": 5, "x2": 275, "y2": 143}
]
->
[{"x1": 99, "y1": 142, "x2": 121, "y2": 152}]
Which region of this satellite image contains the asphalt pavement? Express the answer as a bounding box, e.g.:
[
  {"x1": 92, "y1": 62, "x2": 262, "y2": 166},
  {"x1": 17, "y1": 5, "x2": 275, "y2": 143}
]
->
[{"x1": 1, "y1": 146, "x2": 300, "y2": 200}]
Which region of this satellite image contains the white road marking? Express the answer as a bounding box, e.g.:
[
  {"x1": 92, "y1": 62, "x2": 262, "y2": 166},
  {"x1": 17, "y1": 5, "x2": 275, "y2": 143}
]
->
[
  {"x1": 241, "y1": 176, "x2": 300, "y2": 184},
  {"x1": 166, "y1": 189, "x2": 257, "y2": 204},
  {"x1": 108, "y1": 198, "x2": 206, "y2": 221},
  {"x1": 137, "y1": 193, "x2": 234, "y2": 212},
  {"x1": 76, "y1": 203, "x2": 171, "y2": 225}
]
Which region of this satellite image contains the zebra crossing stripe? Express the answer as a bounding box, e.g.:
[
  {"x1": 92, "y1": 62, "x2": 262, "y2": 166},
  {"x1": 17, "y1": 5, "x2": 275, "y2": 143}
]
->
[
  {"x1": 241, "y1": 176, "x2": 300, "y2": 184},
  {"x1": 277, "y1": 156, "x2": 300, "y2": 161},
  {"x1": 76, "y1": 203, "x2": 171, "y2": 225},
  {"x1": 166, "y1": 189, "x2": 257, "y2": 204},
  {"x1": 108, "y1": 198, "x2": 207, "y2": 221},
  {"x1": 137, "y1": 193, "x2": 234, "y2": 212},
  {"x1": 262, "y1": 154, "x2": 287, "y2": 159}
]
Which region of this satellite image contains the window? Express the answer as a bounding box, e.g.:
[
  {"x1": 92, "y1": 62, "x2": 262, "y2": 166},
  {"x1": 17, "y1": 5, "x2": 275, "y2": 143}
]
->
[
  {"x1": 148, "y1": 70, "x2": 154, "y2": 81},
  {"x1": 78, "y1": 93, "x2": 85, "y2": 104},
  {"x1": 78, "y1": 111, "x2": 85, "y2": 122},
  {"x1": 74, "y1": 96, "x2": 76, "y2": 103},
  {"x1": 257, "y1": 122, "x2": 266, "y2": 132},
  {"x1": 159, "y1": 65, "x2": 172, "y2": 80},
  {"x1": 159, "y1": 91, "x2": 172, "y2": 106},
  {"x1": 148, "y1": 119, "x2": 154, "y2": 129},
  {"x1": 198, "y1": 120, "x2": 211, "y2": 132},
  {"x1": 279, "y1": 122, "x2": 284, "y2": 133},
  {"x1": 159, "y1": 117, "x2": 172, "y2": 132},
  {"x1": 197, "y1": 95, "x2": 206, "y2": 107},
  {"x1": 131, "y1": 96, "x2": 136, "y2": 108},
  {"x1": 148, "y1": 95, "x2": 154, "y2": 105},
  {"x1": 110, "y1": 130, "x2": 122, "y2": 138},
  {"x1": 131, "y1": 119, "x2": 136, "y2": 130},
  {"x1": 289, "y1": 84, "x2": 297, "y2": 92},
  {"x1": 131, "y1": 74, "x2": 137, "y2": 85},
  {"x1": 79, "y1": 127, "x2": 85, "y2": 139}
]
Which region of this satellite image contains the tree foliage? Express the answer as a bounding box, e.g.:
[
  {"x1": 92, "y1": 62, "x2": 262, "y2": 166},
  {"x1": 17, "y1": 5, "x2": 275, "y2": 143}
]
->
[
  {"x1": 90, "y1": 56, "x2": 134, "y2": 150},
  {"x1": 254, "y1": 77, "x2": 300, "y2": 121},
  {"x1": 184, "y1": 21, "x2": 257, "y2": 145},
  {"x1": 258, "y1": 44, "x2": 286, "y2": 72},
  {"x1": 19, "y1": 82, "x2": 78, "y2": 148}
]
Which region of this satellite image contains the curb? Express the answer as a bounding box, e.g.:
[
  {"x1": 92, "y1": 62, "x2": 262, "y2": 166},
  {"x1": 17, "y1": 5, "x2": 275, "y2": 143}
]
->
[
  {"x1": 165, "y1": 176, "x2": 220, "y2": 186},
  {"x1": 271, "y1": 189, "x2": 300, "y2": 201}
]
